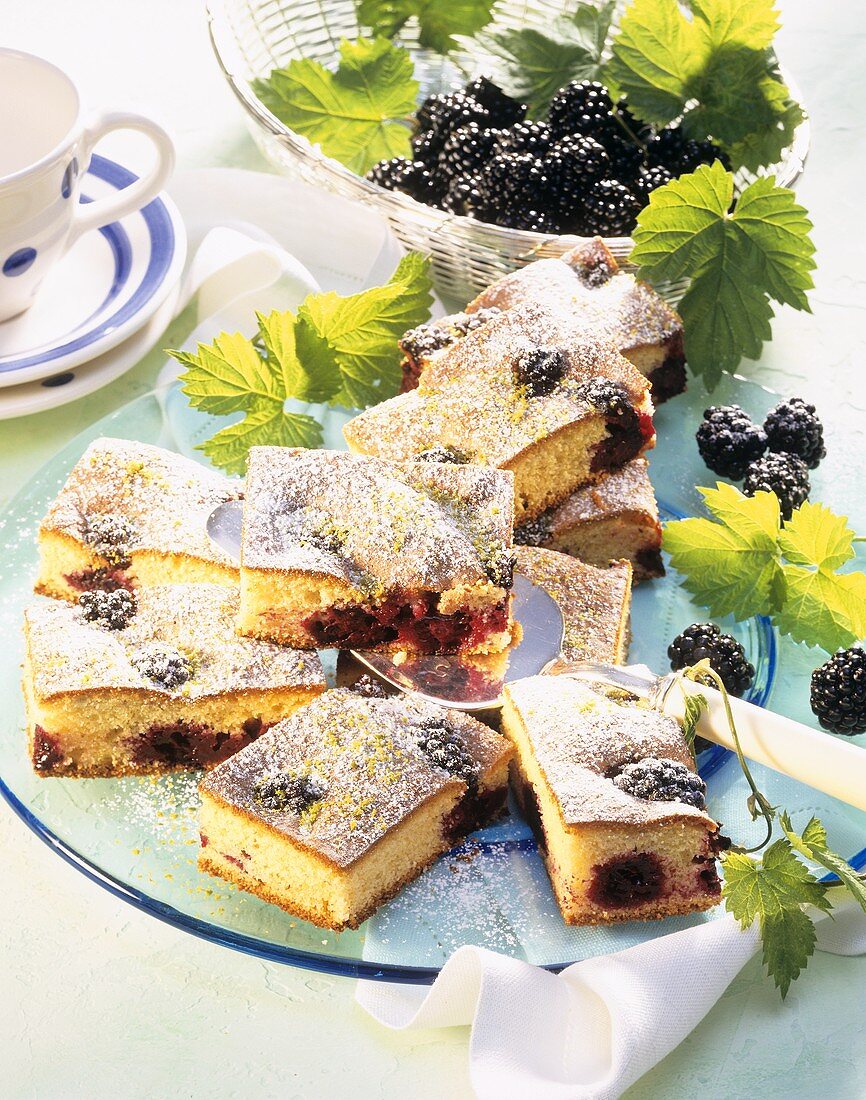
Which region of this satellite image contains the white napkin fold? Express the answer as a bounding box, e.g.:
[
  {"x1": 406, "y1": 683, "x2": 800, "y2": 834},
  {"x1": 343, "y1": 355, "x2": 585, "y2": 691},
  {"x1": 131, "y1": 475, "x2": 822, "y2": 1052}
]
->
[{"x1": 357, "y1": 899, "x2": 866, "y2": 1100}]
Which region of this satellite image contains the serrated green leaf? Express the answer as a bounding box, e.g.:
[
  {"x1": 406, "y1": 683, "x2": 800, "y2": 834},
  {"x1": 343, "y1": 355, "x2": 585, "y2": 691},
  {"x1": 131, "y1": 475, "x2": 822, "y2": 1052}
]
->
[
  {"x1": 253, "y1": 38, "x2": 418, "y2": 175},
  {"x1": 779, "y1": 501, "x2": 855, "y2": 570},
  {"x1": 689, "y1": 0, "x2": 780, "y2": 51},
  {"x1": 357, "y1": 0, "x2": 495, "y2": 53},
  {"x1": 700, "y1": 482, "x2": 781, "y2": 541},
  {"x1": 257, "y1": 309, "x2": 340, "y2": 404},
  {"x1": 772, "y1": 565, "x2": 866, "y2": 652},
  {"x1": 760, "y1": 905, "x2": 818, "y2": 998},
  {"x1": 681, "y1": 691, "x2": 708, "y2": 747},
  {"x1": 172, "y1": 332, "x2": 282, "y2": 416},
  {"x1": 471, "y1": 4, "x2": 611, "y2": 116},
  {"x1": 198, "y1": 406, "x2": 323, "y2": 476},
  {"x1": 781, "y1": 813, "x2": 866, "y2": 915},
  {"x1": 727, "y1": 81, "x2": 804, "y2": 173}
]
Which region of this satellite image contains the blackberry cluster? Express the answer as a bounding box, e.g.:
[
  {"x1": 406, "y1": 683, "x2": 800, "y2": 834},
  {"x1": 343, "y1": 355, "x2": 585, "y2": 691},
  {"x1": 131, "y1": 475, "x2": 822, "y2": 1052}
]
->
[
  {"x1": 668, "y1": 622, "x2": 755, "y2": 696},
  {"x1": 416, "y1": 444, "x2": 470, "y2": 464},
  {"x1": 254, "y1": 772, "x2": 328, "y2": 813},
  {"x1": 514, "y1": 346, "x2": 567, "y2": 397},
  {"x1": 695, "y1": 398, "x2": 825, "y2": 521},
  {"x1": 351, "y1": 674, "x2": 389, "y2": 698},
  {"x1": 81, "y1": 512, "x2": 137, "y2": 565},
  {"x1": 78, "y1": 588, "x2": 136, "y2": 631},
  {"x1": 415, "y1": 718, "x2": 477, "y2": 791},
  {"x1": 613, "y1": 757, "x2": 707, "y2": 810},
  {"x1": 485, "y1": 546, "x2": 516, "y2": 589},
  {"x1": 131, "y1": 644, "x2": 191, "y2": 690},
  {"x1": 513, "y1": 513, "x2": 551, "y2": 548},
  {"x1": 810, "y1": 648, "x2": 866, "y2": 735},
  {"x1": 366, "y1": 77, "x2": 728, "y2": 235}
]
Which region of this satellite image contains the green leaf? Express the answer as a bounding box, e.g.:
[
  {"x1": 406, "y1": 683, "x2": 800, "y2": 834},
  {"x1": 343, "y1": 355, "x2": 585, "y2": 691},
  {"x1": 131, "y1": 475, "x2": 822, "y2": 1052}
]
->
[
  {"x1": 296, "y1": 251, "x2": 432, "y2": 407},
  {"x1": 681, "y1": 690, "x2": 708, "y2": 748},
  {"x1": 662, "y1": 484, "x2": 781, "y2": 620},
  {"x1": 781, "y1": 814, "x2": 866, "y2": 915},
  {"x1": 253, "y1": 37, "x2": 418, "y2": 175},
  {"x1": 257, "y1": 310, "x2": 340, "y2": 404},
  {"x1": 172, "y1": 332, "x2": 282, "y2": 416},
  {"x1": 689, "y1": 0, "x2": 780, "y2": 51},
  {"x1": 470, "y1": 3, "x2": 612, "y2": 115},
  {"x1": 779, "y1": 501, "x2": 856, "y2": 571},
  {"x1": 772, "y1": 565, "x2": 866, "y2": 652},
  {"x1": 727, "y1": 80, "x2": 804, "y2": 173},
  {"x1": 760, "y1": 906, "x2": 819, "y2": 999},
  {"x1": 632, "y1": 164, "x2": 815, "y2": 386},
  {"x1": 357, "y1": 0, "x2": 495, "y2": 53},
  {"x1": 199, "y1": 406, "x2": 323, "y2": 476}
]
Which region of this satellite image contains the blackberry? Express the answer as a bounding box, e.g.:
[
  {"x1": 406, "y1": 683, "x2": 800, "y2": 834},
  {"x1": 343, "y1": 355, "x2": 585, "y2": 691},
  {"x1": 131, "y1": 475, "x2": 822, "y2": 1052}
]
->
[
  {"x1": 679, "y1": 138, "x2": 729, "y2": 173},
  {"x1": 416, "y1": 444, "x2": 470, "y2": 463},
  {"x1": 668, "y1": 622, "x2": 755, "y2": 696},
  {"x1": 82, "y1": 512, "x2": 137, "y2": 566},
  {"x1": 351, "y1": 674, "x2": 389, "y2": 699},
  {"x1": 416, "y1": 92, "x2": 489, "y2": 137},
  {"x1": 254, "y1": 772, "x2": 328, "y2": 813},
  {"x1": 478, "y1": 153, "x2": 557, "y2": 227},
  {"x1": 366, "y1": 157, "x2": 441, "y2": 204},
  {"x1": 743, "y1": 452, "x2": 810, "y2": 520},
  {"x1": 645, "y1": 125, "x2": 687, "y2": 171},
  {"x1": 415, "y1": 718, "x2": 477, "y2": 790},
  {"x1": 78, "y1": 588, "x2": 136, "y2": 631},
  {"x1": 542, "y1": 136, "x2": 609, "y2": 222},
  {"x1": 514, "y1": 513, "x2": 551, "y2": 547},
  {"x1": 613, "y1": 757, "x2": 707, "y2": 809},
  {"x1": 510, "y1": 208, "x2": 559, "y2": 233},
  {"x1": 696, "y1": 404, "x2": 768, "y2": 479},
  {"x1": 485, "y1": 546, "x2": 516, "y2": 589},
  {"x1": 132, "y1": 644, "x2": 191, "y2": 690},
  {"x1": 514, "y1": 346, "x2": 568, "y2": 396},
  {"x1": 580, "y1": 179, "x2": 640, "y2": 236},
  {"x1": 453, "y1": 306, "x2": 502, "y2": 334},
  {"x1": 493, "y1": 121, "x2": 553, "y2": 157},
  {"x1": 576, "y1": 378, "x2": 633, "y2": 419},
  {"x1": 442, "y1": 174, "x2": 486, "y2": 216},
  {"x1": 400, "y1": 321, "x2": 455, "y2": 359},
  {"x1": 411, "y1": 128, "x2": 445, "y2": 167},
  {"x1": 763, "y1": 397, "x2": 826, "y2": 468},
  {"x1": 463, "y1": 76, "x2": 526, "y2": 127},
  {"x1": 632, "y1": 165, "x2": 672, "y2": 202},
  {"x1": 600, "y1": 134, "x2": 645, "y2": 182},
  {"x1": 548, "y1": 80, "x2": 614, "y2": 139},
  {"x1": 439, "y1": 123, "x2": 502, "y2": 180},
  {"x1": 810, "y1": 648, "x2": 866, "y2": 735}
]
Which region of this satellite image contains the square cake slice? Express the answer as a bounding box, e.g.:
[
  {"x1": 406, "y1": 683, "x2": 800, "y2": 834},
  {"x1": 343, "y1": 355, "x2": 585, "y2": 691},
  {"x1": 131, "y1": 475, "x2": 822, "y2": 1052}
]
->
[
  {"x1": 501, "y1": 676, "x2": 725, "y2": 924},
  {"x1": 399, "y1": 238, "x2": 685, "y2": 402},
  {"x1": 36, "y1": 437, "x2": 241, "y2": 601},
  {"x1": 514, "y1": 458, "x2": 664, "y2": 581},
  {"x1": 345, "y1": 302, "x2": 655, "y2": 524},
  {"x1": 238, "y1": 448, "x2": 516, "y2": 655},
  {"x1": 198, "y1": 686, "x2": 513, "y2": 930},
  {"x1": 23, "y1": 584, "x2": 325, "y2": 777}
]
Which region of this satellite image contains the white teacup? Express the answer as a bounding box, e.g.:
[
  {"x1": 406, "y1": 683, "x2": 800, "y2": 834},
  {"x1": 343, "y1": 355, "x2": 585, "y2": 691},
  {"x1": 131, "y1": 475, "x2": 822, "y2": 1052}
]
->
[{"x1": 0, "y1": 49, "x2": 175, "y2": 323}]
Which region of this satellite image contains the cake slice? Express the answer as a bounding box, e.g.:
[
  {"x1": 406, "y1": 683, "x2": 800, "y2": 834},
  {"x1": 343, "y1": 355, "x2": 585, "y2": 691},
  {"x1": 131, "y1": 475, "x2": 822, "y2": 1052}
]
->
[
  {"x1": 198, "y1": 686, "x2": 513, "y2": 930},
  {"x1": 501, "y1": 675, "x2": 725, "y2": 924},
  {"x1": 400, "y1": 238, "x2": 685, "y2": 401},
  {"x1": 22, "y1": 584, "x2": 325, "y2": 777},
  {"x1": 35, "y1": 437, "x2": 241, "y2": 601},
  {"x1": 514, "y1": 458, "x2": 664, "y2": 581},
  {"x1": 238, "y1": 447, "x2": 516, "y2": 655},
  {"x1": 515, "y1": 547, "x2": 632, "y2": 664},
  {"x1": 345, "y1": 303, "x2": 655, "y2": 524}
]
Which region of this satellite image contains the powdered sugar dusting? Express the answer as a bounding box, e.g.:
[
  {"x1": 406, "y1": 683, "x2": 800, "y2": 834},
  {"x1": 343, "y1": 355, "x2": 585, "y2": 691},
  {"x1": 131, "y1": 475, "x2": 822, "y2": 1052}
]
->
[{"x1": 549, "y1": 456, "x2": 660, "y2": 533}]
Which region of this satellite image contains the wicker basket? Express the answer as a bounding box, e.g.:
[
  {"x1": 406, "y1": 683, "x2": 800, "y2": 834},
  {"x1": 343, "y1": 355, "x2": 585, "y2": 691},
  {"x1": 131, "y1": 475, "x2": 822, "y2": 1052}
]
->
[{"x1": 207, "y1": 0, "x2": 810, "y2": 304}]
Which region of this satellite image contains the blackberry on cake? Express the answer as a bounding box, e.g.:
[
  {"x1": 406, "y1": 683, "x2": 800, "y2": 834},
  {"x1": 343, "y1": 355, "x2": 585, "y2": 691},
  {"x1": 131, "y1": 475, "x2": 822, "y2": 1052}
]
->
[
  {"x1": 763, "y1": 397, "x2": 826, "y2": 468},
  {"x1": 810, "y1": 648, "x2": 866, "y2": 735},
  {"x1": 198, "y1": 689, "x2": 513, "y2": 930},
  {"x1": 500, "y1": 676, "x2": 726, "y2": 924},
  {"x1": 742, "y1": 451, "x2": 810, "y2": 520},
  {"x1": 668, "y1": 622, "x2": 755, "y2": 696},
  {"x1": 237, "y1": 448, "x2": 517, "y2": 655},
  {"x1": 23, "y1": 584, "x2": 325, "y2": 777},
  {"x1": 696, "y1": 405, "x2": 768, "y2": 479},
  {"x1": 36, "y1": 438, "x2": 242, "y2": 601}
]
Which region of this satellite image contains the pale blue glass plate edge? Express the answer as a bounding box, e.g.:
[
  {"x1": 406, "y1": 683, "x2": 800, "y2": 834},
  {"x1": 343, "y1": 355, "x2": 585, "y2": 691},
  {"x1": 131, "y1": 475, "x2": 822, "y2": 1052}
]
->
[{"x1": 0, "y1": 381, "x2": 862, "y2": 984}]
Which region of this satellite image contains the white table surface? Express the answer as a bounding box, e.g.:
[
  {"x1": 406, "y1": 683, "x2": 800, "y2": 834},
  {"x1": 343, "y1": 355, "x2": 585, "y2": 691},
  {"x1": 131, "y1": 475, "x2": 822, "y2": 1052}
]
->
[{"x1": 3, "y1": 2, "x2": 866, "y2": 1098}]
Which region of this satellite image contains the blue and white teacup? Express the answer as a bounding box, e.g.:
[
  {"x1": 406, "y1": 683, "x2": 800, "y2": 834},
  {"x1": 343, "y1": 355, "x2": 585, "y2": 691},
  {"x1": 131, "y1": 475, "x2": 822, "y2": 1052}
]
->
[{"x1": 0, "y1": 48, "x2": 175, "y2": 323}]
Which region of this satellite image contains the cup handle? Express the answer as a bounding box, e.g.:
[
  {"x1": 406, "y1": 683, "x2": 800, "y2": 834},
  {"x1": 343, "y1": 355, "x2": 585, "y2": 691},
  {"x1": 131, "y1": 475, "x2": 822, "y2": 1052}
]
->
[{"x1": 67, "y1": 110, "x2": 175, "y2": 245}]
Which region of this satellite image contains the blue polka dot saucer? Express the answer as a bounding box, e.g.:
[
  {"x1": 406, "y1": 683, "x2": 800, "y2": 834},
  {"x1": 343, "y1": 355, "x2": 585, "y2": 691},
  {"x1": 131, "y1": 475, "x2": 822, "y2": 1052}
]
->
[{"x1": 0, "y1": 153, "x2": 186, "y2": 390}]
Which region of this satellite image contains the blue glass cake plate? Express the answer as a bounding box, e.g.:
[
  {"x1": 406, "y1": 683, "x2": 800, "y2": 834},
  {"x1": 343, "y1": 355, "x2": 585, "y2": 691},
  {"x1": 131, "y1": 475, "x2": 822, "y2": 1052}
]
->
[{"x1": 0, "y1": 377, "x2": 863, "y2": 983}]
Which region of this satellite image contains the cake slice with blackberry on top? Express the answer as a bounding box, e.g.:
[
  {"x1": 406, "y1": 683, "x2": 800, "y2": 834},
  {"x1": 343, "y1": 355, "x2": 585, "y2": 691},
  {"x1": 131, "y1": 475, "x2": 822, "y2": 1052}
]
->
[
  {"x1": 345, "y1": 302, "x2": 655, "y2": 525},
  {"x1": 399, "y1": 238, "x2": 685, "y2": 401},
  {"x1": 35, "y1": 438, "x2": 241, "y2": 600},
  {"x1": 22, "y1": 583, "x2": 325, "y2": 777},
  {"x1": 198, "y1": 686, "x2": 513, "y2": 930},
  {"x1": 501, "y1": 675, "x2": 725, "y2": 924},
  {"x1": 238, "y1": 448, "x2": 516, "y2": 655},
  {"x1": 515, "y1": 458, "x2": 664, "y2": 581}
]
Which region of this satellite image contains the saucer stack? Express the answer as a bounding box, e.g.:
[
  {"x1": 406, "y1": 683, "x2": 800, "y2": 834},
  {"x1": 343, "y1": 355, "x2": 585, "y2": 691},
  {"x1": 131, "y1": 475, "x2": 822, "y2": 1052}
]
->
[{"x1": 0, "y1": 154, "x2": 186, "y2": 420}]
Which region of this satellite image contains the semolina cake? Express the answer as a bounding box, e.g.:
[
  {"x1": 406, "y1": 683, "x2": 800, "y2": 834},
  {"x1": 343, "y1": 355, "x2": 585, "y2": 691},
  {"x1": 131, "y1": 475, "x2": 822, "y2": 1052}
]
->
[
  {"x1": 500, "y1": 675, "x2": 726, "y2": 924},
  {"x1": 198, "y1": 685, "x2": 513, "y2": 930},
  {"x1": 35, "y1": 437, "x2": 241, "y2": 600},
  {"x1": 22, "y1": 583, "x2": 325, "y2": 777},
  {"x1": 238, "y1": 447, "x2": 516, "y2": 655}
]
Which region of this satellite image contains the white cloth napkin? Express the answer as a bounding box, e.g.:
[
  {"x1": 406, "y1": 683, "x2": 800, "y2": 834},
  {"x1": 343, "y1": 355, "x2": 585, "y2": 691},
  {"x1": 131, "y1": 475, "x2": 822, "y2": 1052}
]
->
[{"x1": 357, "y1": 899, "x2": 866, "y2": 1100}]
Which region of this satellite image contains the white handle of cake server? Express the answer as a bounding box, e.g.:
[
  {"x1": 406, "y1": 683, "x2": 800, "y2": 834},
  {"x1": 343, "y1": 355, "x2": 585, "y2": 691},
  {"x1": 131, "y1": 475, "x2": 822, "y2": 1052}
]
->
[{"x1": 664, "y1": 685, "x2": 866, "y2": 813}]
